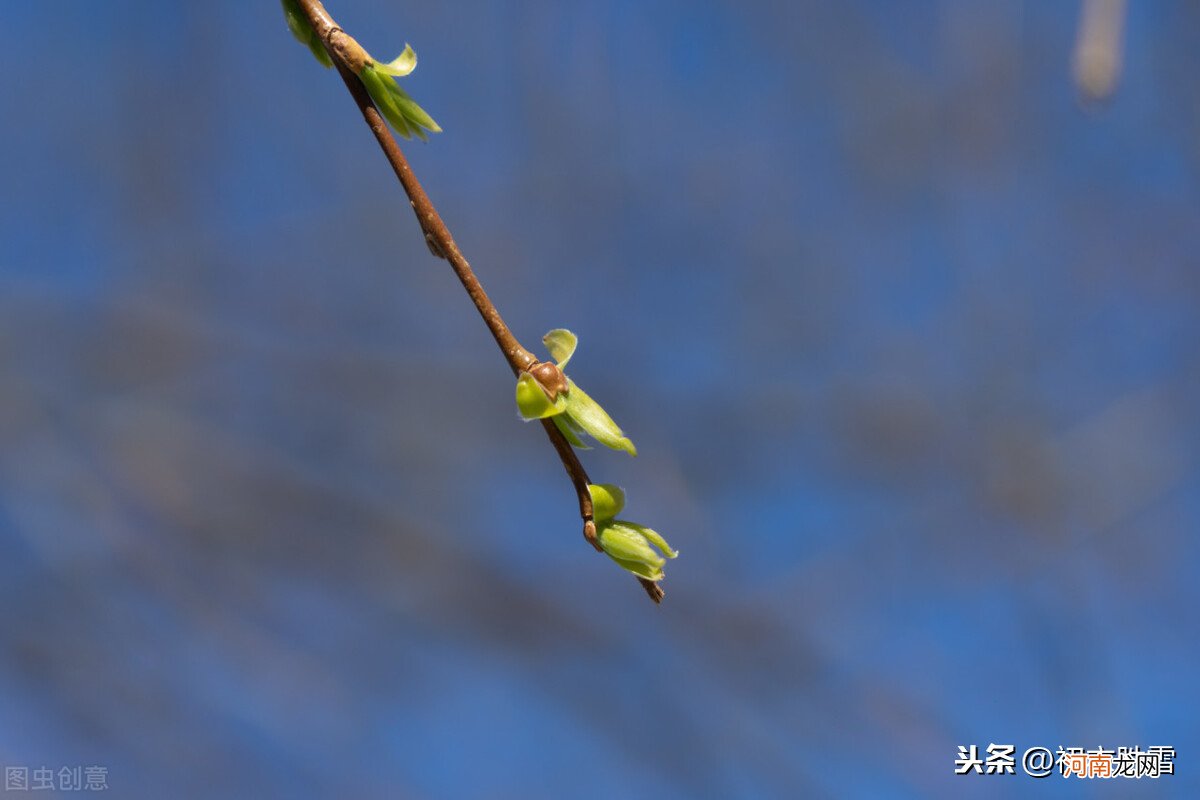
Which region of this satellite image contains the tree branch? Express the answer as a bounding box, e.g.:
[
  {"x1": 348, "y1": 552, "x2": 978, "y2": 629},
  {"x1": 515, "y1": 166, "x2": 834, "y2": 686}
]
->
[{"x1": 292, "y1": 0, "x2": 662, "y2": 603}]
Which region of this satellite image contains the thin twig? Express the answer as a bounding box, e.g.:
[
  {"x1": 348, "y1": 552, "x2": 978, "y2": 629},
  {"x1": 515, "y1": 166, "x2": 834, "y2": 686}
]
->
[
  {"x1": 292, "y1": 0, "x2": 662, "y2": 603},
  {"x1": 1073, "y1": 0, "x2": 1126, "y2": 103}
]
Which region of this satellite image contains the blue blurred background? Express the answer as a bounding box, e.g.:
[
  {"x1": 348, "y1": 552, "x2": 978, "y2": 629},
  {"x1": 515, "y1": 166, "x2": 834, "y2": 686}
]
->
[{"x1": 1, "y1": 2, "x2": 1198, "y2": 798}]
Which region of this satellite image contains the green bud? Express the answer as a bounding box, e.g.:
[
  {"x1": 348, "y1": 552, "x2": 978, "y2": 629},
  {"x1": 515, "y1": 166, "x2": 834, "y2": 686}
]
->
[
  {"x1": 516, "y1": 373, "x2": 567, "y2": 420},
  {"x1": 529, "y1": 329, "x2": 636, "y2": 455},
  {"x1": 359, "y1": 62, "x2": 442, "y2": 141},
  {"x1": 597, "y1": 520, "x2": 677, "y2": 582},
  {"x1": 281, "y1": 0, "x2": 333, "y2": 68},
  {"x1": 587, "y1": 483, "x2": 625, "y2": 521}
]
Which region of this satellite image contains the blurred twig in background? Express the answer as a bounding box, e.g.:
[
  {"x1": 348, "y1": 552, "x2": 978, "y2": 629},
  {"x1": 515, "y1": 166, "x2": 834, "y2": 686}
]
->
[{"x1": 1073, "y1": 0, "x2": 1127, "y2": 103}]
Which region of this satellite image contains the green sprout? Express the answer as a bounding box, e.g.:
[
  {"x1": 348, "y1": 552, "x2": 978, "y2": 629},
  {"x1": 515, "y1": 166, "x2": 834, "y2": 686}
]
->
[
  {"x1": 515, "y1": 329, "x2": 637, "y2": 456},
  {"x1": 280, "y1": 2, "x2": 441, "y2": 140},
  {"x1": 589, "y1": 484, "x2": 677, "y2": 582}
]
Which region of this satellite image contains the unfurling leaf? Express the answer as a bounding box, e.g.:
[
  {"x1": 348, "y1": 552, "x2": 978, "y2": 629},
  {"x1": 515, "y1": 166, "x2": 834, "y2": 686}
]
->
[
  {"x1": 543, "y1": 329, "x2": 578, "y2": 368},
  {"x1": 376, "y1": 44, "x2": 418, "y2": 76},
  {"x1": 563, "y1": 379, "x2": 637, "y2": 456}
]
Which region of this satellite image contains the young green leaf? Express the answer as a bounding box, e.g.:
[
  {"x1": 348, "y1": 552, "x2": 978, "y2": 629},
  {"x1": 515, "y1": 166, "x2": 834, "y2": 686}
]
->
[
  {"x1": 563, "y1": 379, "x2": 637, "y2": 456},
  {"x1": 376, "y1": 44, "x2": 418, "y2": 77},
  {"x1": 281, "y1": 0, "x2": 332, "y2": 68},
  {"x1": 552, "y1": 415, "x2": 590, "y2": 449},
  {"x1": 607, "y1": 554, "x2": 665, "y2": 582},
  {"x1": 615, "y1": 520, "x2": 677, "y2": 559},
  {"x1": 359, "y1": 63, "x2": 442, "y2": 141},
  {"x1": 543, "y1": 329, "x2": 578, "y2": 368}
]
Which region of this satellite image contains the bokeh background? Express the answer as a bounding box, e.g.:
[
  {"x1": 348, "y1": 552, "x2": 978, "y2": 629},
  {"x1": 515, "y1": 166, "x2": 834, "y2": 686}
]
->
[{"x1": 2, "y1": 2, "x2": 1198, "y2": 798}]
